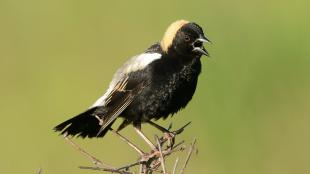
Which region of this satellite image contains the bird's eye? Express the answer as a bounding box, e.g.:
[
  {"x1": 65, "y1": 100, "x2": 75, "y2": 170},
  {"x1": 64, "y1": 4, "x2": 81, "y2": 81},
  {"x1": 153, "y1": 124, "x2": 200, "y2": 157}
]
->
[{"x1": 184, "y1": 35, "x2": 190, "y2": 42}]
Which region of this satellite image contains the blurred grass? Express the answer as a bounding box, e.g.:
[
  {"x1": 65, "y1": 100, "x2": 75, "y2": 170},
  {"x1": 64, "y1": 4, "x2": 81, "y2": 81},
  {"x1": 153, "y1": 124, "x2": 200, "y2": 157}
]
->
[{"x1": 0, "y1": 0, "x2": 310, "y2": 173}]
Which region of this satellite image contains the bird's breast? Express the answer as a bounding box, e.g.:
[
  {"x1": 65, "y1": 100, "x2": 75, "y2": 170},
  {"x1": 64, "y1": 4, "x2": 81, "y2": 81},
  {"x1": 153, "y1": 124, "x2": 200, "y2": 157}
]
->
[{"x1": 123, "y1": 57, "x2": 202, "y2": 122}]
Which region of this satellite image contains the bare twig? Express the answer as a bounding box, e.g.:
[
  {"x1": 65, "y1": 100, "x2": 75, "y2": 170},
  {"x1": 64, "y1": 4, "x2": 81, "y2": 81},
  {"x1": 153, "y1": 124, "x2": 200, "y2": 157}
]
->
[
  {"x1": 172, "y1": 157, "x2": 179, "y2": 174},
  {"x1": 139, "y1": 163, "x2": 143, "y2": 174},
  {"x1": 180, "y1": 138, "x2": 197, "y2": 174},
  {"x1": 155, "y1": 135, "x2": 166, "y2": 174},
  {"x1": 64, "y1": 135, "x2": 114, "y2": 169},
  {"x1": 80, "y1": 161, "x2": 144, "y2": 174},
  {"x1": 79, "y1": 166, "x2": 132, "y2": 174},
  {"x1": 170, "y1": 140, "x2": 185, "y2": 151},
  {"x1": 117, "y1": 161, "x2": 144, "y2": 171}
]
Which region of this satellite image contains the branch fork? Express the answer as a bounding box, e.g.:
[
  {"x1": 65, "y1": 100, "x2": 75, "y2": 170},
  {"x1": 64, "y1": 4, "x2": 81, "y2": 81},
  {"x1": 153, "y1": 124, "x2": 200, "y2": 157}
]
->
[{"x1": 64, "y1": 122, "x2": 197, "y2": 174}]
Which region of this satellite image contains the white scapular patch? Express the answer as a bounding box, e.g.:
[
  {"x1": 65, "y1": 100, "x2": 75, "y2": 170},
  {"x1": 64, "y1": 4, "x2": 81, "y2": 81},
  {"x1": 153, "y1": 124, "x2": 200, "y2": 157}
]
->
[
  {"x1": 123, "y1": 53, "x2": 162, "y2": 74},
  {"x1": 91, "y1": 52, "x2": 161, "y2": 107}
]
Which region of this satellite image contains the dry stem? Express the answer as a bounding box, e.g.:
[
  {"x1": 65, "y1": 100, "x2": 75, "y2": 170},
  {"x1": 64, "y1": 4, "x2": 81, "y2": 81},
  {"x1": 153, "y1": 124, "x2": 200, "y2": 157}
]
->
[{"x1": 64, "y1": 123, "x2": 197, "y2": 174}]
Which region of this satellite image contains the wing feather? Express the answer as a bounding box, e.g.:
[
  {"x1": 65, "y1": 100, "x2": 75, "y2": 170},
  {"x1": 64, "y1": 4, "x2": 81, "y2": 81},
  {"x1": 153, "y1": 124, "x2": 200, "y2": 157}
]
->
[
  {"x1": 95, "y1": 76, "x2": 149, "y2": 136},
  {"x1": 90, "y1": 52, "x2": 160, "y2": 136}
]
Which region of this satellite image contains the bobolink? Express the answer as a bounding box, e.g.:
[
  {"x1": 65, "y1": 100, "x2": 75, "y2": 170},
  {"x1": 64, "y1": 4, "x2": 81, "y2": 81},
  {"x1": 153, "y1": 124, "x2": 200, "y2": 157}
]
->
[{"x1": 54, "y1": 20, "x2": 210, "y2": 140}]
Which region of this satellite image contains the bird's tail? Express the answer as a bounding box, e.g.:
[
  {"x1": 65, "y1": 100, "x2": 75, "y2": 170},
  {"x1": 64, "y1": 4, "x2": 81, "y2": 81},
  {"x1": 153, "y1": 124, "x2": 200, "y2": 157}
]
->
[{"x1": 53, "y1": 107, "x2": 113, "y2": 138}]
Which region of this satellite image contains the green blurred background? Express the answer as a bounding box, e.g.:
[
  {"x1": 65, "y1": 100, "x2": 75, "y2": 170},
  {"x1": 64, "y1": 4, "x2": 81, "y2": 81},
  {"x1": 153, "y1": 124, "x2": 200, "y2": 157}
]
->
[{"x1": 1, "y1": 0, "x2": 309, "y2": 173}]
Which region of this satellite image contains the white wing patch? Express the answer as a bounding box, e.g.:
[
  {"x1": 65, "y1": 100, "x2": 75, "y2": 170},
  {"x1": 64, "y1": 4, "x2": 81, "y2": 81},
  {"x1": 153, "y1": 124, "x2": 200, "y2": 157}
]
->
[
  {"x1": 123, "y1": 53, "x2": 162, "y2": 73},
  {"x1": 91, "y1": 52, "x2": 161, "y2": 107}
]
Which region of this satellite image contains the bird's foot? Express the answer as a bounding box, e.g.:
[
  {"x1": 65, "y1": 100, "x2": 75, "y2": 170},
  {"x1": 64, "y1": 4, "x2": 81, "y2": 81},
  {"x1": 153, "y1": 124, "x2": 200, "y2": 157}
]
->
[{"x1": 157, "y1": 122, "x2": 191, "y2": 149}]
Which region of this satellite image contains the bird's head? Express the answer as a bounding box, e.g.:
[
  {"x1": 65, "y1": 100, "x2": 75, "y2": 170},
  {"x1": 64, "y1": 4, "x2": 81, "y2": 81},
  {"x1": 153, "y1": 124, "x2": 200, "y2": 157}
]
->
[{"x1": 160, "y1": 20, "x2": 211, "y2": 57}]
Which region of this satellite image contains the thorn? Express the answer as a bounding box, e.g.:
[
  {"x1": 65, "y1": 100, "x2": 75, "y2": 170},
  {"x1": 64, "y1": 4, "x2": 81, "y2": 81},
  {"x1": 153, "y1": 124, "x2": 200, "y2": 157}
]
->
[{"x1": 167, "y1": 123, "x2": 173, "y2": 131}]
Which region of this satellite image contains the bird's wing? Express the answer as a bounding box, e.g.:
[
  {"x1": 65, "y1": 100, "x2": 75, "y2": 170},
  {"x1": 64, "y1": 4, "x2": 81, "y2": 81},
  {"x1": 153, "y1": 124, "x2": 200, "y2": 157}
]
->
[
  {"x1": 95, "y1": 76, "x2": 149, "y2": 136},
  {"x1": 92, "y1": 52, "x2": 162, "y2": 136},
  {"x1": 91, "y1": 52, "x2": 162, "y2": 107}
]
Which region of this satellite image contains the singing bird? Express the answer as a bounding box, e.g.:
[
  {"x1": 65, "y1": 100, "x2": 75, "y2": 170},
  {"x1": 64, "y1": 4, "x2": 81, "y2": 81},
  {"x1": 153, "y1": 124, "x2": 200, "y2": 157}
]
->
[{"x1": 54, "y1": 20, "x2": 211, "y2": 141}]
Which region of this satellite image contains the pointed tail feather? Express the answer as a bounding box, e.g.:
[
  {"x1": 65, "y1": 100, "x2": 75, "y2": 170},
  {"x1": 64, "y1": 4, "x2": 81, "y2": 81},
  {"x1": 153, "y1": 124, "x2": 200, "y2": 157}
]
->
[{"x1": 53, "y1": 107, "x2": 113, "y2": 138}]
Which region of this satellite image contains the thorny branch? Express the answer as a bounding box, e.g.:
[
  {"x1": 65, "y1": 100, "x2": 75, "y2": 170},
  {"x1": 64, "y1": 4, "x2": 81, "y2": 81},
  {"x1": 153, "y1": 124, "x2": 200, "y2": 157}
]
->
[{"x1": 66, "y1": 122, "x2": 197, "y2": 174}]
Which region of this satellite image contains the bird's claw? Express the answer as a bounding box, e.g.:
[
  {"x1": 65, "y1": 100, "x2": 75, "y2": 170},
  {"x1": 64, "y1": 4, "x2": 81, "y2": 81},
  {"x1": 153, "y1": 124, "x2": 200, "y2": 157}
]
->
[
  {"x1": 172, "y1": 121, "x2": 191, "y2": 135},
  {"x1": 161, "y1": 122, "x2": 191, "y2": 149}
]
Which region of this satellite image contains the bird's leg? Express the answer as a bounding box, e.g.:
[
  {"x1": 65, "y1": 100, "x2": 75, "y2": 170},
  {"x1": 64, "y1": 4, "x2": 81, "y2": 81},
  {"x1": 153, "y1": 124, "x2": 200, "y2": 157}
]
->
[
  {"x1": 148, "y1": 121, "x2": 191, "y2": 148},
  {"x1": 110, "y1": 129, "x2": 145, "y2": 156},
  {"x1": 147, "y1": 121, "x2": 175, "y2": 148},
  {"x1": 134, "y1": 123, "x2": 157, "y2": 150}
]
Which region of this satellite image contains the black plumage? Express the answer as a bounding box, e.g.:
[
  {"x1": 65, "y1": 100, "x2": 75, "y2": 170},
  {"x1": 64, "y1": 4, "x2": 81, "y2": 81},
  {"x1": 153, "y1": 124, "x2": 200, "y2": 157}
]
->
[{"x1": 54, "y1": 20, "x2": 210, "y2": 138}]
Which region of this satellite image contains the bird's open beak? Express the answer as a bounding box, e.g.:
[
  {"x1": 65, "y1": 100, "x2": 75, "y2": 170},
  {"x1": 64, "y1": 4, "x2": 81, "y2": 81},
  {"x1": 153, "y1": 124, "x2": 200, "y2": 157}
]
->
[
  {"x1": 197, "y1": 35, "x2": 211, "y2": 43},
  {"x1": 193, "y1": 35, "x2": 211, "y2": 57}
]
